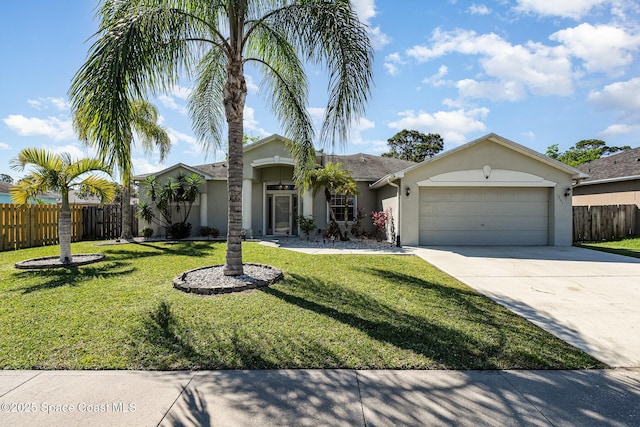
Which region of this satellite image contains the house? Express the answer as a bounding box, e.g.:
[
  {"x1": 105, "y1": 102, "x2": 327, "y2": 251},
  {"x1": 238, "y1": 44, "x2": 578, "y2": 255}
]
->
[
  {"x1": 135, "y1": 133, "x2": 587, "y2": 246},
  {"x1": 0, "y1": 181, "x2": 58, "y2": 204},
  {"x1": 573, "y1": 147, "x2": 640, "y2": 208},
  {"x1": 572, "y1": 146, "x2": 640, "y2": 234}
]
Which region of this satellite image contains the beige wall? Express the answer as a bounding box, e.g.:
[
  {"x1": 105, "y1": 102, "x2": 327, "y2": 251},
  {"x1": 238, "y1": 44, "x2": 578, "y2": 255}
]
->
[
  {"x1": 138, "y1": 166, "x2": 208, "y2": 237},
  {"x1": 573, "y1": 180, "x2": 640, "y2": 208},
  {"x1": 397, "y1": 138, "x2": 575, "y2": 246}
]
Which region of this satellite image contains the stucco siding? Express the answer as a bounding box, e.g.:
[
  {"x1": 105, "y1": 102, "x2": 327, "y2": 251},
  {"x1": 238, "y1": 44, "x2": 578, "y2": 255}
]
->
[{"x1": 399, "y1": 138, "x2": 574, "y2": 246}]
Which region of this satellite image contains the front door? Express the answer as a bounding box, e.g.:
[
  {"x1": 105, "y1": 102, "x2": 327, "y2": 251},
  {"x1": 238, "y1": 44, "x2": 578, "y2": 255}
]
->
[{"x1": 273, "y1": 195, "x2": 291, "y2": 235}]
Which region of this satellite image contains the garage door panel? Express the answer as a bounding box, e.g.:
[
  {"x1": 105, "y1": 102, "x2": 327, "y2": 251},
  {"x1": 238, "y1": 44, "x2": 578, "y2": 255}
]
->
[
  {"x1": 419, "y1": 187, "x2": 549, "y2": 246},
  {"x1": 421, "y1": 230, "x2": 548, "y2": 246},
  {"x1": 420, "y1": 201, "x2": 548, "y2": 217},
  {"x1": 422, "y1": 215, "x2": 548, "y2": 231}
]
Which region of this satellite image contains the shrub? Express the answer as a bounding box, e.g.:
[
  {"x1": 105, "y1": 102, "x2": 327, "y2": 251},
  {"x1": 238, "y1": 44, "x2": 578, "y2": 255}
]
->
[
  {"x1": 371, "y1": 210, "x2": 389, "y2": 241},
  {"x1": 168, "y1": 222, "x2": 192, "y2": 239},
  {"x1": 297, "y1": 215, "x2": 316, "y2": 240},
  {"x1": 200, "y1": 226, "x2": 213, "y2": 237},
  {"x1": 210, "y1": 227, "x2": 220, "y2": 238},
  {"x1": 140, "y1": 227, "x2": 154, "y2": 238}
]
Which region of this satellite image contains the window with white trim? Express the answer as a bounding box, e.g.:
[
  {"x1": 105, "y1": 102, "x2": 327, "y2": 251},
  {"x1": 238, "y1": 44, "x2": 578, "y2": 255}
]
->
[{"x1": 328, "y1": 194, "x2": 356, "y2": 222}]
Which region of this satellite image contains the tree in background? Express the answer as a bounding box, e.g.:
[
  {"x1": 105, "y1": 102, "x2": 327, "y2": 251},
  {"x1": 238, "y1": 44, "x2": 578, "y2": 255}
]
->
[
  {"x1": 546, "y1": 140, "x2": 631, "y2": 166},
  {"x1": 137, "y1": 172, "x2": 204, "y2": 239},
  {"x1": 382, "y1": 130, "x2": 444, "y2": 162},
  {"x1": 304, "y1": 162, "x2": 358, "y2": 241},
  {"x1": 0, "y1": 174, "x2": 13, "y2": 183},
  {"x1": 74, "y1": 99, "x2": 170, "y2": 240},
  {"x1": 10, "y1": 149, "x2": 115, "y2": 264},
  {"x1": 69, "y1": 0, "x2": 373, "y2": 276}
]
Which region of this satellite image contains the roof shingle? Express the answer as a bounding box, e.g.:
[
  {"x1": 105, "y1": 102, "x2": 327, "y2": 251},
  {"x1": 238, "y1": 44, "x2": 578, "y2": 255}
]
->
[{"x1": 577, "y1": 147, "x2": 640, "y2": 182}]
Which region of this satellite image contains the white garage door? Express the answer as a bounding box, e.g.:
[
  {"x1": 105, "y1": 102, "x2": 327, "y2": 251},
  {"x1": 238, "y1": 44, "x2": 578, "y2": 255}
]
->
[{"x1": 419, "y1": 187, "x2": 549, "y2": 245}]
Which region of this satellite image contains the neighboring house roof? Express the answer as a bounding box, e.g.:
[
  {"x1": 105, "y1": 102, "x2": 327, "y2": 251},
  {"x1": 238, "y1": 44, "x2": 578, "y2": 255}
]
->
[
  {"x1": 134, "y1": 162, "x2": 216, "y2": 181},
  {"x1": 370, "y1": 133, "x2": 589, "y2": 189},
  {"x1": 0, "y1": 181, "x2": 12, "y2": 194},
  {"x1": 575, "y1": 146, "x2": 640, "y2": 186}
]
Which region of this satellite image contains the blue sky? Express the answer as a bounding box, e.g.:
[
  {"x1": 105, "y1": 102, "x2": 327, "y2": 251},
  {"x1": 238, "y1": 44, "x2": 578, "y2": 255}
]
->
[{"x1": 1, "y1": 0, "x2": 639, "y2": 180}]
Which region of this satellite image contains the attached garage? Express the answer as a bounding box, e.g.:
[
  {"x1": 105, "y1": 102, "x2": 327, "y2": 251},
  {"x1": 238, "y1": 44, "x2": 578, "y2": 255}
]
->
[
  {"x1": 418, "y1": 187, "x2": 549, "y2": 245},
  {"x1": 371, "y1": 134, "x2": 589, "y2": 247}
]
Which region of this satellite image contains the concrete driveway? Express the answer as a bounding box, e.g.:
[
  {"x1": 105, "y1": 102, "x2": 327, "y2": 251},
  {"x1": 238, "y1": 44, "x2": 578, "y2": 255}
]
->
[{"x1": 413, "y1": 246, "x2": 640, "y2": 367}]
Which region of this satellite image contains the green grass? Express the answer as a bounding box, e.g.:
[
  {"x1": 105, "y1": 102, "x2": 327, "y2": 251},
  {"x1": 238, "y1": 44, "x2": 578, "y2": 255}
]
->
[
  {"x1": 577, "y1": 237, "x2": 640, "y2": 259},
  {"x1": 0, "y1": 241, "x2": 604, "y2": 370}
]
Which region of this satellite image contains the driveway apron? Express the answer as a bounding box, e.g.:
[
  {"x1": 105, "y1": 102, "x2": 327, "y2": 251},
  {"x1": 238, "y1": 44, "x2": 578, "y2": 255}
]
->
[{"x1": 412, "y1": 246, "x2": 640, "y2": 367}]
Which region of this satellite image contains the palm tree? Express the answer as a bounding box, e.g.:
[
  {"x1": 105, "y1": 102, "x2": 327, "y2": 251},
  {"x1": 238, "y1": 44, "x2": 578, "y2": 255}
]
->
[
  {"x1": 10, "y1": 149, "x2": 116, "y2": 264},
  {"x1": 304, "y1": 162, "x2": 357, "y2": 240},
  {"x1": 75, "y1": 99, "x2": 170, "y2": 240},
  {"x1": 69, "y1": 0, "x2": 373, "y2": 276}
]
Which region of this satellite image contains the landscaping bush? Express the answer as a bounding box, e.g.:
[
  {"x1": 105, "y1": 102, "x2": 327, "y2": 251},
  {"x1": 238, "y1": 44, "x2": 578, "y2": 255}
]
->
[
  {"x1": 200, "y1": 226, "x2": 213, "y2": 237},
  {"x1": 210, "y1": 227, "x2": 220, "y2": 238},
  {"x1": 168, "y1": 222, "x2": 192, "y2": 239},
  {"x1": 140, "y1": 227, "x2": 154, "y2": 238}
]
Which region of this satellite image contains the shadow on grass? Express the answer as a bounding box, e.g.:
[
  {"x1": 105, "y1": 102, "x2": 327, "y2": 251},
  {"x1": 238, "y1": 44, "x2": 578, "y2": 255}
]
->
[
  {"x1": 11, "y1": 261, "x2": 135, "y2": 294},
  {"x1": 265, "y1": 272, "x2": 603, "y2": 369},
  {"x1": 99, "y1": 241, "x2": 222, "y2": 264},
  {"x1": 134, "y1": 301, "x2": 297, "y2": 370},
  {"x1": 576, "y1": 244, "x2": 640, "y2": 260}
]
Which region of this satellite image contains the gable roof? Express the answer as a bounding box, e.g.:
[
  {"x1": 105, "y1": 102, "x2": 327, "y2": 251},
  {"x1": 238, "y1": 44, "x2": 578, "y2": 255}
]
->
[
  {"x1": 134, "y1": 162, "x2": 215, "y2": 181},
  {"x1": 370, "y1": 133, "x2": 589, "y2": 189},
  {"x1": 319, "y1": 153, "x2": 415, "y2": 181},
  {"x1": 575, "y1": 146, "x2": 640, "y2": 186}
]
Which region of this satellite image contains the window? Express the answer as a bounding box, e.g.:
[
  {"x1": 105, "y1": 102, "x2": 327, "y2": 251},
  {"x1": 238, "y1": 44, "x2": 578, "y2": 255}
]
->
[{"x1": 329, "y1": 194, "x2": 356, "y2": 222}]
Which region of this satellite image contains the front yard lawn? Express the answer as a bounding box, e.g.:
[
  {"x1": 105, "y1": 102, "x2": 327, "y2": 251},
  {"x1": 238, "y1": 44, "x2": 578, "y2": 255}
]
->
[
  {"x1": 578, "y1": 237, "x2": 640, "y2": 259},
  {"x1": 0, "y1": 241, "x2": 604, "y2": 370}
]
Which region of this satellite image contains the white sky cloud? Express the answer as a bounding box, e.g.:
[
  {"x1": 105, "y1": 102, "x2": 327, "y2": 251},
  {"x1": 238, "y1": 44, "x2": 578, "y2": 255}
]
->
[
  {"x1": 131, "y1": 157, "x2": 165, "y2": 175},
  {"x1": 514, "y1": 0, "x2": 610, "y2": 19},
  {"x1": 468, "y1": 4, "x2": 491, "y2": 15},
  {"x1": 0, "y1": 142, "x2": 9, "y2": 150},
  {"x1": 243, "y1": 106, "x2": 271, "y2": 138},
  {"x1": 600, "y1": 123, "x2": 640, "y2": 137},
  {"x1": 27, "y1": 97, "x2": 69, "y2": 111},
  {"x1": 550, "y1": 23, "x2": 640, "y2": 74},
  {"x1": 384, "y1": 53, "x2": 404, "y2": 76},
  {"x1": 3, "y1": 115, "x2": 75, "y2": 140},
  {"x1": 422, "y1": 65, "x2": 449, "y2": 87},
  {"x1": 170, "y1": 85, "x2": 192, "y2": 99},
  {"x1": 45, "y1": 143, "x2": 90, "y2": 161},
  {"x1": 387, "y1": 108, "x2": 489, "y2": 145},
  {"x1": 351, "y1": 0, "x2": 390, "y2": 49},
  {"x1": 589, "y1": 77, "x2": 640, "y2": 117},
  {"x1": 406, "y1": 29, "x2": 574, "y2": 101},
  {"x1": 245, "y1": 75, "x2": 259, "y2": 94},
  {"x1": 158, "y1": 95, "x2": 188, "y2": 115}
]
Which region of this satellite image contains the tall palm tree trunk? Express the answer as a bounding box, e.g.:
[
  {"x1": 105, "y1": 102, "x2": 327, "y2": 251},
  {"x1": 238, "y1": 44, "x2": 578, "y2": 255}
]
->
[
  {"x1": 59, "y1": 191, "x2": 72, "y2": 264},
  {"x1": 120, "y1": 138, "x2": 133, "y2": 240},
  {"x1": 223, "y1": 59, "x2": 247, "y2": 276},
  {"x1": 121, "y1": 183, "x2": 132, "y2": 239}
]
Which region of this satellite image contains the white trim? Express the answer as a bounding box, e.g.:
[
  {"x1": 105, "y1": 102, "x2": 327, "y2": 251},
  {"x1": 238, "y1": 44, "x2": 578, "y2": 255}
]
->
[
  {"x1": 251, "y1": 156, "x2": 296, "y2": 168},
  {"x1": 417, "y1": 169, "x2": 557, "y2": 187},
  {"x1": 369, "y1": 133, "x2": 588, "y2": 189},
  {"x1": 575, "y1": 175, "x2": 640, "y2": 186},
  {"x1": 326, "y1": 194, "x2": 358, "y2": 223}
]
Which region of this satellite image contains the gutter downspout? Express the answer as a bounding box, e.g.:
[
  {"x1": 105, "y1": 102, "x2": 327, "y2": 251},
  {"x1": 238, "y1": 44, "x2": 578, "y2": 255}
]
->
[{"x1": 386, "y1": 178, "x2": 401, "y2": 247}]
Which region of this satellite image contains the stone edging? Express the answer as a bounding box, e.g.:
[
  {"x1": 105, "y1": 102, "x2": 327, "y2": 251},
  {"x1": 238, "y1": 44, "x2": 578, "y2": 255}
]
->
[{"x1": 173, "y1": 263, "x2": 284, "y2": 295}]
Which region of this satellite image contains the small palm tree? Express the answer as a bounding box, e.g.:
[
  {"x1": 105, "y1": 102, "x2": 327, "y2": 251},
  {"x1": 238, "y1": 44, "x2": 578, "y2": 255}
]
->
[
  {"x1": 69, "y1": 0, "x2": 373, "y2": 276},
  {"x1": 304, "y1": 162, "x2": 357, "y2": 241},
  {"x1": 75, "y1": 99, "x2": 170, "y2": 240},
  {"x1": 10, "y1": 149, "x2": 116, "y2": 264}
]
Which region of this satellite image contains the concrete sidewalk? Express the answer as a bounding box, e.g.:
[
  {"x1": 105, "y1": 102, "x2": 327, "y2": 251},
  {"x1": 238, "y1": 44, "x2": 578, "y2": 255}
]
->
[
  {"x1": 413, "y1": 246, "x2": 640, "y2": 368},
  {"x1": 2, "y1": 369, "x2": 640, "y2": 426}
]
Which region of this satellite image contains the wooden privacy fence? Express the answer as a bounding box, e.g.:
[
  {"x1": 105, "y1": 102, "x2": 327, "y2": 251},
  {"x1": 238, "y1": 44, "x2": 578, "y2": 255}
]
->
[
  {"x1": 82, "y1": 205, "x2": 138, "y2": 240},
  {"x1": 0, "y1": 204, "x2": 83, "y2": 251},
  {"x1": 573, "y1": 204, "x2": 638, "y2": 242},
  {"x1": 1, "y1": 203, "x2": 139, "y2": 251}
]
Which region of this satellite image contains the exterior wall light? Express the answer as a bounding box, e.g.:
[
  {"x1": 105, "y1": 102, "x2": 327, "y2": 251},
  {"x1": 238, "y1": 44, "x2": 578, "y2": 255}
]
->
[
  {"x1": 405, "y1": 186, "x2": 411, "y2": 197},
  {"x1": 564, "y1": 187, "x2": 572, "y2": 197}
]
